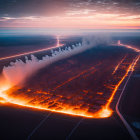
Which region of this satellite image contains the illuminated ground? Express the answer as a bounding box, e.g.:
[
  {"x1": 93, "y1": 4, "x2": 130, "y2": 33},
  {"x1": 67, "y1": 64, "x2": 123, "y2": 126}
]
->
[
  {"x1": 0, "y1": 33, "x2": 140, "y2": 140},
  {"x1": 2, "y1": 45, "x2": 138, "y2": 118}
]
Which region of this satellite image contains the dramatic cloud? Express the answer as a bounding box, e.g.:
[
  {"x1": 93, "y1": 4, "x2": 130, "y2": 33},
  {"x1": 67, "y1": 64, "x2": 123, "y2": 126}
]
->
[{"x1": 0, "y1": 0, "x2": 140, "y2": 28}]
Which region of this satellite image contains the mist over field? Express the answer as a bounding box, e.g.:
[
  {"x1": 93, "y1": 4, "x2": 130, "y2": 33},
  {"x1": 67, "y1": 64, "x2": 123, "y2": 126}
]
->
[{"x1": 2, "y1": 35, "x2": 111, "y2": 86}]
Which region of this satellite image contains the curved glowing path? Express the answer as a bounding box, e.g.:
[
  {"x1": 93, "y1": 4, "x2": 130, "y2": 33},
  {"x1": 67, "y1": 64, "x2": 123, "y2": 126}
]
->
[{"x1": 0, "y1": 45, "x2": 65, "y2": 61}]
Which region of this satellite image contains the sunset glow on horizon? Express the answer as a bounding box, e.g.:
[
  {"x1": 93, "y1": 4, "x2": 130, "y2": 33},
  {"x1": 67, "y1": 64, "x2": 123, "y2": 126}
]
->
[{"x1": 0, "y1": 0, "x2": 140, "y2": 29}]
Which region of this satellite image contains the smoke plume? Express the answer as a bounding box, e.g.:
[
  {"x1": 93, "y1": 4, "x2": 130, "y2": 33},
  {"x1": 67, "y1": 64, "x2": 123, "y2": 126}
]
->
[{"x1": 2, "y1": 35, "x2": 111, "y2": 86}]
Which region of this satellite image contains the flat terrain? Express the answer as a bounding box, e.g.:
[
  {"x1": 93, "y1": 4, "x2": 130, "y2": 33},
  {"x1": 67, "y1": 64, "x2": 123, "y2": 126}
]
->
[
  {"x1": 5, "y1": 45, "x2": 137, "y2": 117},
  {"x1": 0, "y1": 34, "x2": 139, "y2": 140},
  {"x1": 0, "y1": 103, "x2": 132, "y2": 140},
  {"x1": 120, "y1": 57, "x2": 140, "y2": 139}
]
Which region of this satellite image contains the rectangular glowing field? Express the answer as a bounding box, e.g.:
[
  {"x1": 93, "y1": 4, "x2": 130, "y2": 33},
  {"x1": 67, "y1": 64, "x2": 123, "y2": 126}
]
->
[{"x1": 1, "y1": 45, "x2": 138, "y2": 118}]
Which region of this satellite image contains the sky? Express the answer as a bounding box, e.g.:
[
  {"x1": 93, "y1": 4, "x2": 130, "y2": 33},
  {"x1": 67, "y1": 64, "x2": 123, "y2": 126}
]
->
[{"x1": 0, "y1": 0, "x2": 140, "y2": 29}]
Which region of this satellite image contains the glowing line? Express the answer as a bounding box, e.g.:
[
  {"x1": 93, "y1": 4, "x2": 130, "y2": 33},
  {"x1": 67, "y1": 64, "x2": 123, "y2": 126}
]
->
[
  {"x1": 0, "y1": 36, "x2": 64, "y2": 61},
  {"x1": 53, "y1": 65, "x2": 97, "y2": 91},
  {"x1": 118, "y1": 40, "x2": 140, "y2": 52},
  {"x1": 112, "y1": 55, "x2": 127, "y2": 75}
]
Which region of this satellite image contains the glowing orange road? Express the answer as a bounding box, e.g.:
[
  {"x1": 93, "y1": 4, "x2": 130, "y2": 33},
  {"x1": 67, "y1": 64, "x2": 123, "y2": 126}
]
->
[
  {"x1": 52, "y1": 64, "x2": 100, "y2": 91},
  {"x1": 112, "y1": 55, "x2": 127, "y2": 75},
  {"x1": 105, "y1": 55, "x2": 139, "y2": 109},
  {"x1": 118, "y1": 40, "x2": 140, "y2": 52},
  {"x1": 0, "y1": 36, "x2": 64, "y2": 61}
]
